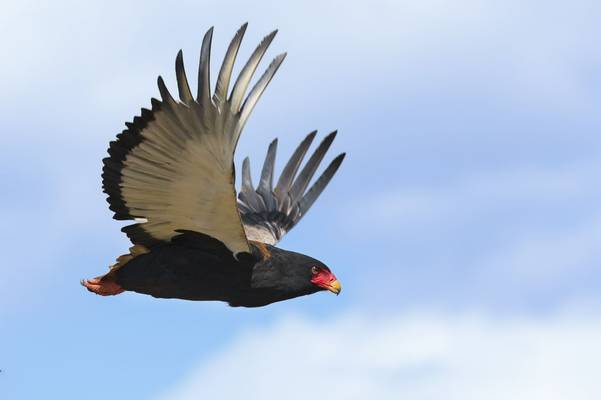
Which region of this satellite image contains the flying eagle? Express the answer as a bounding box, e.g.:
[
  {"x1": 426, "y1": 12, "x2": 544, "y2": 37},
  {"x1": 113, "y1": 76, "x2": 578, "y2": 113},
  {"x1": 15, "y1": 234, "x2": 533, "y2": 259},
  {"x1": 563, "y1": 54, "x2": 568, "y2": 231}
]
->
[{"x1": 82, "y1": 24, "x2": 345, "y2": 307}]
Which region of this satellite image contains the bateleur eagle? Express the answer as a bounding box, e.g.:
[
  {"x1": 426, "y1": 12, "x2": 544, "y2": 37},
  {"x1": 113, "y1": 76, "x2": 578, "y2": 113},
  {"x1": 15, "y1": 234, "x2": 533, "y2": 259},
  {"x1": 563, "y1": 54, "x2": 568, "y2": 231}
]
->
[{"x1": 82, "y1": 24, "x2": 345, "y2": 307}]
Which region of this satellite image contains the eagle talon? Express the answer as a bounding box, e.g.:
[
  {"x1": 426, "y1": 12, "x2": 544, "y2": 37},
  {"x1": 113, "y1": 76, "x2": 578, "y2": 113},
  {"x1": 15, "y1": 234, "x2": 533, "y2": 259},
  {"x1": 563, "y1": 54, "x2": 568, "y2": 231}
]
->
[{"x1": 81, "y1": 276, "x2": 124, "y2": 296}]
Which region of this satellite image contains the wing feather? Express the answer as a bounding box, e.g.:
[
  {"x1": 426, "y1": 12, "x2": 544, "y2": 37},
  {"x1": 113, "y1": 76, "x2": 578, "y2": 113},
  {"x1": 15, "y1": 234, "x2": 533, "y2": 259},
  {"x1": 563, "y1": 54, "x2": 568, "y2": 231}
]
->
[
  {"x1": 197, "y1": 27, "x2": 214, "y2": 106},
  {"x1": 257, "y1": 139, "x2": 278, "y2": 210},
  {"x1": 214, "y1": 23, "x2": 247, "y2": 105},
  {"x1": 289, "y1": 131, "x2": 337, "y2": 202},
  {"x1": 238, "y1": 132, "x2": 345, "y2": 245},
  {"x1": 298, "y1": 153, "x2": 346, "y2": 215},
  {"x1": 175, "y1": 50, "x2": 194, "y2": 103},
  {"x1": 230, "y1": 30, "x2": 278, "y2": 113},
  {"x1": 239, "y1": 53, "x2": 286, "y2": 131},
  {"x1": 274, "y1": 131, "x2": 316, "y2": 199},
  {"x1": 102, "y1": 25, "x2": 284, "y2": 254}
]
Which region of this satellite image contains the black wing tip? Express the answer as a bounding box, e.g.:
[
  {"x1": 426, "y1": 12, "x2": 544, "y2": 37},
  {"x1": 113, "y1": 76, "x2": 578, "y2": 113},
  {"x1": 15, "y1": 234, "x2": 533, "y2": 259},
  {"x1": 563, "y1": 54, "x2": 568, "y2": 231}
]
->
[
  {"x1": 235, "y1": 22, "x2": 249, "y2": 38},
  {"x1": 327, "y1": 152, "x2": 347, "y2": 173},
  {"x1": 175, "y1": 49, "x2": 186, "y2": 69},
  {"x1": 157, "y1": 75, "x2": 174, "y2": 102},
  {"x1": 333, "y1": 152, "x2": 346, "y2": 163},
  {"x1": 258, "y1": 29, "x2": 279, "y2": 47},
  {"x1": 157, "y1": 76, "x2": 165, "y2": 89},
  {"x1": 304, "y1": 130, "x2": 318, "y2": 142},
  {"x1": 276, "y1": 51, "x2": 287, "y2": 60},
  {"x1": 319, "y1": 130, "x2": 338, "y2": 146},
  {"x1": 271, "y1": 52, "x2": 288, "y2": 68},
  {"x1": 175, "y1": 49, "x2": 186, "y2": 71},
  {"x1": 102, "y1": 95, "x2": 161, "y2": 228},
  {"x1": 202, "y1": 27, "x2": 214, "y2": 47}
]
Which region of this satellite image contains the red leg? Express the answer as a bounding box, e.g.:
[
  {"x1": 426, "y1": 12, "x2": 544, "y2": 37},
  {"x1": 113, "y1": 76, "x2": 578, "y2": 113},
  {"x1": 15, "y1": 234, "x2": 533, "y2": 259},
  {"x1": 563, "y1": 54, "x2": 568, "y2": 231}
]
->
[{"x1": 81, "y1": 275, "x2": 124, "y2": 296}]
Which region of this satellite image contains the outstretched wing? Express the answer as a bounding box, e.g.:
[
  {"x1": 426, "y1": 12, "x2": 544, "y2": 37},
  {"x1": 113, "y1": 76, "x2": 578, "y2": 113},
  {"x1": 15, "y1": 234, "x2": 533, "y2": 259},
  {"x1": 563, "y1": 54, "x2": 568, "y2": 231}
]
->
[
  {"x1": 102, "y1": 24, "x2": 286, "y2": 255},
  {"x1": 237, "y1": 131, "x2": 345, "y2": 245}
]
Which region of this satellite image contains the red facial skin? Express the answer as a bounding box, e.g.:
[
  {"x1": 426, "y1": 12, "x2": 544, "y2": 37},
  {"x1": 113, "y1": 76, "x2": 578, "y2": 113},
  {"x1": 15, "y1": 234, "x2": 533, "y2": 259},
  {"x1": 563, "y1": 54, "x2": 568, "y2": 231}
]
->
[{"x1": 310, "y1": 267, "x2": 338, "y2": 291}]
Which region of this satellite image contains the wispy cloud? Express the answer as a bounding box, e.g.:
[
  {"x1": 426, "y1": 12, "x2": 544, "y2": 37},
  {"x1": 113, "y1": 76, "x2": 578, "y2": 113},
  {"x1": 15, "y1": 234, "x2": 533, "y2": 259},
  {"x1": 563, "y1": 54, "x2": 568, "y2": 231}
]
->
[
  {"x1": 481, "y1": 216, "x2": 601, "y2": 282},
  {"x1": 341, "y1": 159, "x2": 601, "y2": 235},
  {"x1": 332, "y1": 159, "x2": 601, "y2": 309},
  {"x1": 3, "y1": 0, "x2": 600, "y2": 122},
  {"x1": 158, "y1": 309, "x2": 601, "y2": 400}
]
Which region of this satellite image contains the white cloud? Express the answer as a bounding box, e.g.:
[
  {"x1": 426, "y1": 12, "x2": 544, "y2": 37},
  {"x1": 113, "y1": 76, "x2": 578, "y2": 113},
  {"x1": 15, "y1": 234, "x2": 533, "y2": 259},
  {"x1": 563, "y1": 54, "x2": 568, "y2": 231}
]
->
[
  {"x1": 2, "y1": 0, "x2": 600, "y2": 118},
  {"x1": 343, "y1": 159, "x2": 601, "y2": 233},
  {"x1": 481, "y1": 216, "x2": 601, "y2": 283},
  {"x1": 157, "y1": 309, "x2": 601, "y2": 400},
  {"x1": 335, "y1": 160, "x2": 601, "y2": 303}
]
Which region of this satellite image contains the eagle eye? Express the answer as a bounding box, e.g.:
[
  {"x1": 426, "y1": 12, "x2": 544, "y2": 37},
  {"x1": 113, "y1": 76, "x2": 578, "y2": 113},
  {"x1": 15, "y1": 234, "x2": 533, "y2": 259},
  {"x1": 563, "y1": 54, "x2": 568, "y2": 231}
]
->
[{"x1": 311, "y1": 266, "x2": 320, "y2": 275}]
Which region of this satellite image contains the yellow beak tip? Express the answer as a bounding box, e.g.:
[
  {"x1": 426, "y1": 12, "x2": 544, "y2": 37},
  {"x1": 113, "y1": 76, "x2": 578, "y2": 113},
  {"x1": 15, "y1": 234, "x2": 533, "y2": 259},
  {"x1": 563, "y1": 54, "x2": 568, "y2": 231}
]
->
[{"x1": 328, "y1": 280, "x2": 342, "y2": 295}]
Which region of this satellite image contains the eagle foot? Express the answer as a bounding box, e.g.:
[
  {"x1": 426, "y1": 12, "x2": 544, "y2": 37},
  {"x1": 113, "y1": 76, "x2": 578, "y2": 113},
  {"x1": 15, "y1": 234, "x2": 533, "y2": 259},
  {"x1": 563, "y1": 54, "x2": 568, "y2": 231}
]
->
[{"x1": 81, "y1": 275, "x2": 124, "y2": 296}]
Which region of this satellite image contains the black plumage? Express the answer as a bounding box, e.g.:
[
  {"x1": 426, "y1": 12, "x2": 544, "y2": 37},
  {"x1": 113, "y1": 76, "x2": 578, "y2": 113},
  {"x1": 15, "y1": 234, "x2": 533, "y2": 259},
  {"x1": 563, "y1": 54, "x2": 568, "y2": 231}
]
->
[
  {"x1": 83, "y1": 24, "x2": 344, "y2": 306},
  {"x1": 114, "y1": 232, "x2": 327, "y2": 307}
]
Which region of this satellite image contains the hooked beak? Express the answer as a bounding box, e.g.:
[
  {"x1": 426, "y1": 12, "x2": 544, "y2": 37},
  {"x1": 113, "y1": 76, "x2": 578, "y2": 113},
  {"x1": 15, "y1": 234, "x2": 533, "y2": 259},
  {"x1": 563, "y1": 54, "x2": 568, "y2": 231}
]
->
[
  {"x1": 326, "y1": 279, "x2": 342, "y2": 295},
  {"x1": 312, "y1": 270, "x2": 342, "y2": 296}
]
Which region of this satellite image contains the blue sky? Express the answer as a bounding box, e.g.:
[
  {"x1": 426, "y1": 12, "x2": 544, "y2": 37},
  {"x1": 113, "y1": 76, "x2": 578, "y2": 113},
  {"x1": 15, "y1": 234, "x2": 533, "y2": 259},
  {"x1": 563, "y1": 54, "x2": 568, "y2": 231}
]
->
[{"x1": 2, "y1": 0, "x2": 601, "y2": 398}]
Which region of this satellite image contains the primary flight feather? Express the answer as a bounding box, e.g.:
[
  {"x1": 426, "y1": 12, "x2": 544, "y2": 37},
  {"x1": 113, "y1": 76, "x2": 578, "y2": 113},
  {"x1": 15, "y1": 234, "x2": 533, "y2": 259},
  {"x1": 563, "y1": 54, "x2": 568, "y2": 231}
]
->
[{"x1": 83, "y1": 24, "x2": 345, "y2": 307}]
